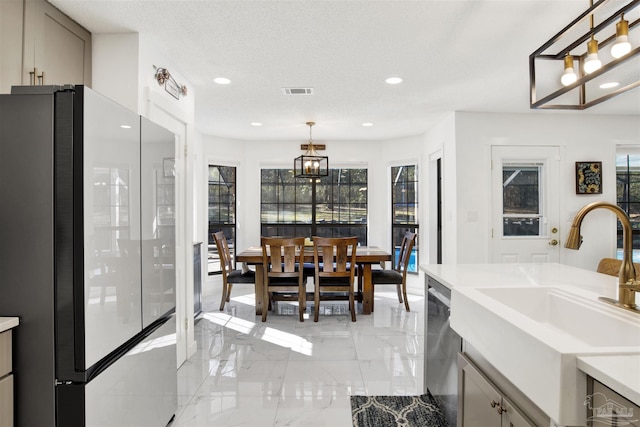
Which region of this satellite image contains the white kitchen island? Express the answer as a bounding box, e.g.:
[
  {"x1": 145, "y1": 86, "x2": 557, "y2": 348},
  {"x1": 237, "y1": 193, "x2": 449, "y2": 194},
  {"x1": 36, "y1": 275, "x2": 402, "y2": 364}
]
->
[{"x1": 421, "y1": 263, "x2": 640, "y2": 427}]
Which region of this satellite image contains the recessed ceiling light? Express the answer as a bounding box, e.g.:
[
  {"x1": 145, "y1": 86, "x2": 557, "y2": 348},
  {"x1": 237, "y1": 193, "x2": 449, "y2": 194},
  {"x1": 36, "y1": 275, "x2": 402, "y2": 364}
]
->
[
  {"x1": 120, "y1": 125, "x2": 131, "y2": 129},
  {"x1": 213, "y1": 77, "x2": 231, "y2": 85},
  {"x1": 385, "y1": 77, "x2": 403, "y2": 85},
  {"x1": 599, "y1": 81, "x2": 620, "y2": 89},
  {"x1": 362, "y1": 122, "x2": 373, "y2": 127},
  {"x1": 251, "y1": 122, "x2": 262, "y2": 127}
]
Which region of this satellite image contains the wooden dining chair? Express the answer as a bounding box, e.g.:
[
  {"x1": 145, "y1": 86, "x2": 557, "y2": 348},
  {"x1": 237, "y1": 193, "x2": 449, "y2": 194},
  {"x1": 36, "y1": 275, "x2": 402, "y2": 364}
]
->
[
  {"x1": 597, "y1": 257, "x2": 640, "y2": 277},
  {"x1": 213, "y1": 231, "x2": 255, "y2": 311},
  {"x1": 260, "y1": 236, "x2": 307, "y2": 322},
  {"x1": 371, "y1": 231, "x2": 417, "y2": 311},
  {"x1": 312, "y1": 236, "x2": 358, "y2": 322}
]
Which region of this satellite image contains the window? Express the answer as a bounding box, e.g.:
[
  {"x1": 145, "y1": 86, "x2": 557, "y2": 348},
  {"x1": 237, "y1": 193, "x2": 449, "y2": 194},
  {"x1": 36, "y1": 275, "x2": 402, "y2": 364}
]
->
[
  {"x1": 616, "y1": 153, "x2": 640, "y2": 261},
  {"x1": 391, "y1": 165, "x2": 418, "y2": 273},
  {"x1": 502, "y1": 164, "x2": 542, "y2": 236},
  {"x1": 260, "y1": 168, "x2": 367, "y2": 242},
  {"x1": 208, "y1": 165, "x2": 236, "y2": 274}
]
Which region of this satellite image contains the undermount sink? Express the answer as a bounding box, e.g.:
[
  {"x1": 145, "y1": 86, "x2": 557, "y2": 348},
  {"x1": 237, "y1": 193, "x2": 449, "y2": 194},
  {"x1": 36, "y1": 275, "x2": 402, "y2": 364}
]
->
[
  {"x1": 451, "y1": 285, "x2": 640, "y2": 426},
  {"x1": 475, "y1": 286, "x2": 640, "y2": 348}
]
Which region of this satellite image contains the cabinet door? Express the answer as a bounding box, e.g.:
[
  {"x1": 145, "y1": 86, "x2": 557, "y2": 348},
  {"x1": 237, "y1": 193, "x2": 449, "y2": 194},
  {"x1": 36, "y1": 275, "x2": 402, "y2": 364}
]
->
[
  {"x1": 0, "y1": 374, "x2": 13, "y2": 426},
  {"x1": 590, "y1": 380, "x2": 640, "y2": 427},
  {"x1": 460, "y1": 362, "x2": 502, "y2": 427},
  {"x1": 0, "y1": 0, "x2": 25, "y2": 92},
  {"x1": 0, "y1": 330, "x2": 11, "y2": 377},
  {"x1": 501, "y1": 396, "x2": 536, "y2": 427},
  {"x1": 23, "y1": 0, "x2": 91, "y2": 86}
]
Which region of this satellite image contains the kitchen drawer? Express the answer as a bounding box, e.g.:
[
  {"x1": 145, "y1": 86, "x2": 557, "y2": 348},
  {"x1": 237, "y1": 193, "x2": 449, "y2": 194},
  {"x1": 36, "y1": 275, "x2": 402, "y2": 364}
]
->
[
  {"x1": 0, "y1": 374, "x2": 13, "y2": 426},
  {"x1": 0, "y1": 330, "x2": 11, "y2": 378}
]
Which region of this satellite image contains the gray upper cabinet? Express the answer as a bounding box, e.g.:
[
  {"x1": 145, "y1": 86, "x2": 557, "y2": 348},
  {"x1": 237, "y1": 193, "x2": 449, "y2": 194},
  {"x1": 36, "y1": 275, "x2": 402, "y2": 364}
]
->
[{"x1": 0, "y1": 0, "x2": 91, "y2": 91}]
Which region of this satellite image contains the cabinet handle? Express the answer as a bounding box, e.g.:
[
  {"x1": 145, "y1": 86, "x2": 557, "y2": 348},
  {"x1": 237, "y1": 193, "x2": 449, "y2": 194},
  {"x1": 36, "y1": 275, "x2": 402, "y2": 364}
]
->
[
  {"x1": 490, "y1": 400, "x2": 499, "y2": 408},
  {"x1": 28, "y1": 68, "x2": 45, "y2": 86},
  {"x1": 29, "y1": 67, "x2": 38, "y2": 85},
  {"x1": 496, "y1": 405, "x2": 507, "y2": 414}
]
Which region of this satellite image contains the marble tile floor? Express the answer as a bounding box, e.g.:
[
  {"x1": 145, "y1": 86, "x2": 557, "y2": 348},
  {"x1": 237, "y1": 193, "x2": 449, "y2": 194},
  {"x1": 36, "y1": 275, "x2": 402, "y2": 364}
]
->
[{"x1": 171, "y1": 274, "x2": 425, "y2": 427}]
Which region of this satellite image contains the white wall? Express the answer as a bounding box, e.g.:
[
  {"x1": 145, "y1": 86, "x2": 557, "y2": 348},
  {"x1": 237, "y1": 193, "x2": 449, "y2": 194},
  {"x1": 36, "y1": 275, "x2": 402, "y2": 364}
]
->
[
  {"x1": 92, "y1": 33, "x2": 139, "y2": 112},
  {"x1": 201, "y1": 133, "x2": 425, "y2": 292},
  {"x1": 202, "y1": 134, "x2": 424, "y2": 251},
  {"x1": 423, "y1": 113, "x2": 457, "y2": 264},
  {"x1": 437, "y1": 111, "x2": 639, "y2": 271},
  {"x1": 202, "y1": 112, "x2": 639, "y2": 287}
]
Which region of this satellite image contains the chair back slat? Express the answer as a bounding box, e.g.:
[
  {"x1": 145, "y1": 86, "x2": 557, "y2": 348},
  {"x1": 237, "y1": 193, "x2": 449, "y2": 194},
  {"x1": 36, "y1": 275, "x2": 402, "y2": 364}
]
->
[
  {"x1": 268, "y1": 244, "x2": 283, "y2": 273},
  {"x1": 213, "y1": 231, "x2": 233, "y2": 273},
  {"x1": 395, "y1": 231, "x2": 416, "y2": 273},
  {"x1": 320, "y1": 245, "x2": 334, "y2": 273}
]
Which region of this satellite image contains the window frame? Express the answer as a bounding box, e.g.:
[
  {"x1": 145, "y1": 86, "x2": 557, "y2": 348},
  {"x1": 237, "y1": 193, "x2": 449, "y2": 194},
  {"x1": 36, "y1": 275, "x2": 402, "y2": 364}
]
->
[
  {"x1": 208, "y1": 165, "x2": 237, "y2": 275},
  {"x1": 391, "y1": 165, "x2": 419, "y2": 273},
  {"x1": 260, "y1": 168, "x2": 368, "y2": 243},
  {"x1": 616, "y1": 152, "x2": 640, "y2": 259}
]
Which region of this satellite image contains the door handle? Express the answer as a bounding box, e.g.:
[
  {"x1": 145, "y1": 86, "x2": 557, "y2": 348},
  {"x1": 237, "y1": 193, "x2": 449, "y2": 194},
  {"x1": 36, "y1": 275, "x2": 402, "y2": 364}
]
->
[{"x1": 549, "y1": 239, "x2": 559, "y2": 246}]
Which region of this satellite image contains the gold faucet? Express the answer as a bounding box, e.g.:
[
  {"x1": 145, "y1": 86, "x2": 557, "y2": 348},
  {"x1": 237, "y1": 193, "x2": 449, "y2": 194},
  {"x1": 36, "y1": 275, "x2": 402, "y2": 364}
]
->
[{"x1": 565, "y1": 201, "x2": 640, "y2": 313}]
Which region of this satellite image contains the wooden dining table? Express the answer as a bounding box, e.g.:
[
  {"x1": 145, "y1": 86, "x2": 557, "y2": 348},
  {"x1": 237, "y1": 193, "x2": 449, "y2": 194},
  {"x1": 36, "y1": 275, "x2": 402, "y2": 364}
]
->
[{"x1": 235, "y1": 245, "x2": 391, "y2": 315}]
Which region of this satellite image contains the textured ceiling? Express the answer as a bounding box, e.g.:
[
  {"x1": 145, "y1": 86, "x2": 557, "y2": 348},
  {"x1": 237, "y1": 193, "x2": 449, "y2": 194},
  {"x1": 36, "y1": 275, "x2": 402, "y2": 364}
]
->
[{"x1": 49, "y1": 0, "x2": 640, "y2": 141}]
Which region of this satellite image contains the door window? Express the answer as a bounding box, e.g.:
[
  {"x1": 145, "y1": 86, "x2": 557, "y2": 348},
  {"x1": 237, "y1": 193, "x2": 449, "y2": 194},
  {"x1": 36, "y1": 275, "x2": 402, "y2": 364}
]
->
[{"x1": 502, "y1": 164, "x2": 543, "y2": 237}]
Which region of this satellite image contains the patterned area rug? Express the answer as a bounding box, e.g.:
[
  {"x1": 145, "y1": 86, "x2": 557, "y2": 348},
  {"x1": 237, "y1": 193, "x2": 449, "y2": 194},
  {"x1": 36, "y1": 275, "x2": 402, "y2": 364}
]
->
[{"x1": 351, "y1": 392, "x2": 449, "y2": 427}]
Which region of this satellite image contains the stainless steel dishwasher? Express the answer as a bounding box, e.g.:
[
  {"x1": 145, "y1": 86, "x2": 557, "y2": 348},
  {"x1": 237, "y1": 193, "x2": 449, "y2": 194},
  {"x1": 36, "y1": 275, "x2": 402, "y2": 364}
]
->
[{"x1": 425, "y1": 276, "x2": 462, "y2": 426}]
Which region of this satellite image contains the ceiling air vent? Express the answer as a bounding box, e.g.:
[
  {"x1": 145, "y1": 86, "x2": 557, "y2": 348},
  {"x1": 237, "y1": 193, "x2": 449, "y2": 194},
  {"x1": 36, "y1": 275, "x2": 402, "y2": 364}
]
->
[{"x1": 282, "y1": 87, "x2": 314, "y2": 95}]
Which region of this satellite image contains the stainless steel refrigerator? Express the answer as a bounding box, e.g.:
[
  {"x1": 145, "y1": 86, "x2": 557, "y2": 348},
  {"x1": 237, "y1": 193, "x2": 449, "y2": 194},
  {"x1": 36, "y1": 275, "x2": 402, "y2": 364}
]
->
[{"x1": 0, "y1": 85, "x2": 177, "y2": 426}]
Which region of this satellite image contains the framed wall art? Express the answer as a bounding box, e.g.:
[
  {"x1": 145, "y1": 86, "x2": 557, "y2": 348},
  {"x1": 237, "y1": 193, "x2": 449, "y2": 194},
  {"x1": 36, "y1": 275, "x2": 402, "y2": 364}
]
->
[{"x1": 575, "y1": 161, "x2": 602, "y2": 194}]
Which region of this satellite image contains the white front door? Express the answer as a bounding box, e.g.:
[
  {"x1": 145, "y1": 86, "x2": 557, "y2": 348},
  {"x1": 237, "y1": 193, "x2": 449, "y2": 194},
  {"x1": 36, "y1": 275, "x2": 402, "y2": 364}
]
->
[{"x1": 491, "y1": 146, "x2": 561, "y2": 263}]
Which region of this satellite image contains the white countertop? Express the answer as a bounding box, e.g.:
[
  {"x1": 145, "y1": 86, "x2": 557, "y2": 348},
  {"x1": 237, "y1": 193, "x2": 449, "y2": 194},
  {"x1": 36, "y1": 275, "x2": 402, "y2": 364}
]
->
[
  {"x1": 0, "y1": 317, "x2": 19, "y2": 333},
  {"x1": 421, "y1": 262, "x2": 640, "y2": 425},
  {"x1": 421, "y1": 262, "x2": 619, "y2": 298},
  {"x1": 577, "y1": 355, "x2": 640, "y2": 406}
]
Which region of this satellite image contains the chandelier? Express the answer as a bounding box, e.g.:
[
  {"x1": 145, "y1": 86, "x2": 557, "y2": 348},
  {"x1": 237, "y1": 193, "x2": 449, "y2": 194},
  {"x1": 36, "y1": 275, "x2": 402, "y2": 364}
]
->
[
  {"x1": 529, "y1": 0, "x2": 639, "y2": 110},
  {"x1": 294, "y1": 122, "x2": 328, "y2": 178}
]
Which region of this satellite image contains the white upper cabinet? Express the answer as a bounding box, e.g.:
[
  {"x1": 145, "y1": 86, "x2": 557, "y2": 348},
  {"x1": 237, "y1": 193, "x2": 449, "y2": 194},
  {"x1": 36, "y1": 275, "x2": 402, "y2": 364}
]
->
[{"x1": 0, "y1": 0, "x2": 91, "y2": 91}]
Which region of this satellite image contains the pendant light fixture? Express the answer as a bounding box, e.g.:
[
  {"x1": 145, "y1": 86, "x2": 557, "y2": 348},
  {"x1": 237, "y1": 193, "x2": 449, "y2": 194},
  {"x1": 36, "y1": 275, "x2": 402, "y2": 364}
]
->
[
  {"x1": 583, "y1": 13, "x2": 602, "y2": 74},
  {"x1": 560, "y1": 54, "x2": 578, "y2": 86},
  {"x1": 530, "y1": 0, "x2": 639, "y2": 110},
  {"x1": 611, "y1": 14, "x2": 632, "y2": 58},
  {"x1": 294, "y1": 122, "x2": 328, "y2": 179}
]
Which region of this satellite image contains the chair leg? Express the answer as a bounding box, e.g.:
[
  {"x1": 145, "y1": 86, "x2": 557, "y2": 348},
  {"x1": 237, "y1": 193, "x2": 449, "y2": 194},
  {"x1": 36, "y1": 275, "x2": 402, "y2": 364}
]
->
[
  {"x1": 226, "y1": 283, "x2": 233, "y2": 302},
  {"x1": 314, "y1": 287, "x2": 320, "y2": 322},
  {"x1": 299, "y1": 283, "x2": 306, "y2": 322},
  {"x1": 402, "y1": 283, "x2": 410, "y2": 312},
  {"x1": 262, "y1": 285, "x2": 269, "y2": 322},
  {"x1": 219, "y1": 280, "x2": 228, "y2": 311},
  {"x1": 349, "y1": 289, "x2": 356, "y2": 322},
  {"x1": 396, "y1": 284, "x2": 403, "y2": 303}
]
